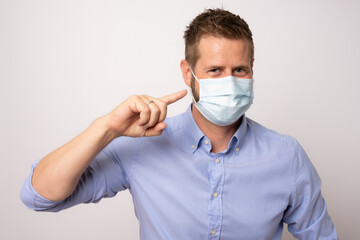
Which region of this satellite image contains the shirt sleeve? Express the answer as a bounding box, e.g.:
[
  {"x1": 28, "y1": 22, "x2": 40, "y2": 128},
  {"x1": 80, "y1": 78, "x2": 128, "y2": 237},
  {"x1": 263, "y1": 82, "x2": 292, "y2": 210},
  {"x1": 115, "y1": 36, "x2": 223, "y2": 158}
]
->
[
  {"x1": 283, "y1": 143, "x2": 338, "y2": 239},
  {"x1": 20, "y1": 148, "x2": 129, "y2": 212}
]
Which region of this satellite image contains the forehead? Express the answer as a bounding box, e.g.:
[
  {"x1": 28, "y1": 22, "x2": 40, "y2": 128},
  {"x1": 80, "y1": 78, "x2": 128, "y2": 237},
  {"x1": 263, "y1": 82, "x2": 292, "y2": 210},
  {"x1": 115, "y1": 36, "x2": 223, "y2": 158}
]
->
[{"x1": 196, "y1": 35, "x2": 251, "y2": 67}]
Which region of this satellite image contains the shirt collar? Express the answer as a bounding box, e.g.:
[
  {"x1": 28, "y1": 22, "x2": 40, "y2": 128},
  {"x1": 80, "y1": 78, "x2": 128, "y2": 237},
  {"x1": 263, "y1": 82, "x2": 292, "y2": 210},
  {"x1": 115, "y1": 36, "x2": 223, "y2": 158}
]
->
[
  {"x1": 230, "y1": 113, "x2": 248, "y2": 153},
  {"x1": 170, "y1": 104, "x2": 248, "y2": 154},
  {"x1": 181, "y1": 104, "x2": 205, "y2": 153}
]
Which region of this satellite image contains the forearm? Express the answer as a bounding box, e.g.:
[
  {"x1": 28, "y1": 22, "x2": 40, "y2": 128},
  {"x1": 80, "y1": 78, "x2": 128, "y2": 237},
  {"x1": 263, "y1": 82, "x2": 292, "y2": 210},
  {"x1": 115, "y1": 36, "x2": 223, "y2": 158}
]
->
[
  {"x1": 32, "y1": 115, "x2": 117, "y2": 201},
  {"x1": 29, "y1": 90, "x2": 187, "y2": 202}
]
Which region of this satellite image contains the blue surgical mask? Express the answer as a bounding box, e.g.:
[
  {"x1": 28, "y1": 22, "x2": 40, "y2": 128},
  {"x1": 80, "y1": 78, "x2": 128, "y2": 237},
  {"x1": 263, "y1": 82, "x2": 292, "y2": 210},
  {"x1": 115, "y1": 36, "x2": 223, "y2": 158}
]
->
[{"x1": 190, "y1": 69, "x2": 254, "y2": 126}]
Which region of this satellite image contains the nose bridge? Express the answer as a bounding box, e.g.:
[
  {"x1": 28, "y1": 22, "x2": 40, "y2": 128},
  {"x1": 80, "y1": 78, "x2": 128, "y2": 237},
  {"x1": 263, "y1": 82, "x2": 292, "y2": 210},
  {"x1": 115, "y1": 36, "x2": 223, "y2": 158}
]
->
[{"x1": 224, "y1": 67, "x2": 233, "y2": 77}]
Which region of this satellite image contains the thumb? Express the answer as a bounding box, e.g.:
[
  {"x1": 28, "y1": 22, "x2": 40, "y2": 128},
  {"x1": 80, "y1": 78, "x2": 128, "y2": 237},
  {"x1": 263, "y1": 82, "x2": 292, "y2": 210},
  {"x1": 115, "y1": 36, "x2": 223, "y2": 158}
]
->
[{"x1": 144, "y1": 122, "x2": 167, "y2": 137}]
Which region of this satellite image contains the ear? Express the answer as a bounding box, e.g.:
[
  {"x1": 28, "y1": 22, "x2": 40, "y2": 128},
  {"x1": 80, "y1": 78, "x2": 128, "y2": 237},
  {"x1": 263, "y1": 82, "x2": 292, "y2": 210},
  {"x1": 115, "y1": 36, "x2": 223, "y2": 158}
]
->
[{"x1": 180, "y1": 59, "x2": 192, "y2": 87}]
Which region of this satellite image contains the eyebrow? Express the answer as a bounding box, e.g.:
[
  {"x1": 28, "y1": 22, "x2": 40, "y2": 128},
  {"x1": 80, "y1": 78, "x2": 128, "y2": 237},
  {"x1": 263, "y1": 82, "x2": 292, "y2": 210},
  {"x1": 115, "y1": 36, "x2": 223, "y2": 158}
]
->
[
  {"x1": 204, "y1": 65, "x2": 224, "y2": 70},
  {"x1": 204, "y1": 65, "x2": 250, "y2": 70},
  {"x1": 232, "y1": 65, "x2": 250, "y2": 70}
]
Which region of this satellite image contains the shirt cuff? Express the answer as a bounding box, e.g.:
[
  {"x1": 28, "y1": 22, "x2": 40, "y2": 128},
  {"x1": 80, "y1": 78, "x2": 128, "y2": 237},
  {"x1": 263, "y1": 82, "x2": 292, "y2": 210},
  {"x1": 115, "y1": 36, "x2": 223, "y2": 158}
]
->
[{"x1": 20, "y1": 162, "x2": 61, "y2": 211}]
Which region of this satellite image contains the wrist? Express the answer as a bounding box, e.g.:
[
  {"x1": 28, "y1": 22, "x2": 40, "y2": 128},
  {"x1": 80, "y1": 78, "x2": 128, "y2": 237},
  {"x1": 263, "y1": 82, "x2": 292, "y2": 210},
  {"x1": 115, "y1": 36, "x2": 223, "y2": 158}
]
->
[{"x1": 92, "y1": 115, "x2": 120, "y2": 146}]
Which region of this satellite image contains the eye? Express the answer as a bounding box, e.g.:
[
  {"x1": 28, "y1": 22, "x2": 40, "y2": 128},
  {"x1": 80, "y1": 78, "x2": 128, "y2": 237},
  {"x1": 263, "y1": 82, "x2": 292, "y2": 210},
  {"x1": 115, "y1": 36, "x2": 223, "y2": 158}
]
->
[
  {"x1": 208, "y1": 68, "x2": 221, "y2": 76},
  {"x1": 234, "y1": 67, "x2": 249, "y2": 77},
  {"x1": 234, "y1": 68, "x2": 245, "y2": 73}
]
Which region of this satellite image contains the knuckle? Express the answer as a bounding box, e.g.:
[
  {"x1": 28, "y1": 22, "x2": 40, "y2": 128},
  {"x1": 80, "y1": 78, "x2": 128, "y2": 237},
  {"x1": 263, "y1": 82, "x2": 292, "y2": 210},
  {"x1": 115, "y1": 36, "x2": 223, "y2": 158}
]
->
[
  {"x1": 130, "y1": 95, "x2": 141, "y2": 102},
  {"x1": 157, "y1": 99, "x2": 167, "y2": 109},
  {"x1": 153, "y1": 105, "x2": 161, "y2": 114},
  {"x1": 142, "y1": 107, "x2": 151, "y2": 114}
]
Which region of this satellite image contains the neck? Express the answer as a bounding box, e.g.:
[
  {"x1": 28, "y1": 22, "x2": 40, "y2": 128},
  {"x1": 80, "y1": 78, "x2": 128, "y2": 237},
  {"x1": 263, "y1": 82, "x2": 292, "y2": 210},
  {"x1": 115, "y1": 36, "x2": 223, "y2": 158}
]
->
[{"x1": 192, "y1": 104, "x2": 241, "y2": 154}]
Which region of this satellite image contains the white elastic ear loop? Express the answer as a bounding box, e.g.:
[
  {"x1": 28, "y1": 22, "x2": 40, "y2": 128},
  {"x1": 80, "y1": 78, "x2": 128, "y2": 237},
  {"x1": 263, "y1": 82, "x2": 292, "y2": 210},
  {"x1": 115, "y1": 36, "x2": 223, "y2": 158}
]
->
[
  {"x1": 189, "y1": 68, "x2": 199, "y2": 82},
  {"x1": 189, "y1": 68, "x2": 199, "y2": 103}
]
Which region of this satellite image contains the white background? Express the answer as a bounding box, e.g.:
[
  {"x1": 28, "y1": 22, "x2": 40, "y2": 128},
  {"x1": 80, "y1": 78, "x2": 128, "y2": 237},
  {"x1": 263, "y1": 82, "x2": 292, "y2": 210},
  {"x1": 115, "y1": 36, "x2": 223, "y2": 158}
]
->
[{"x1": 1, "y1": 0, "x2": 359, "y2": 239}]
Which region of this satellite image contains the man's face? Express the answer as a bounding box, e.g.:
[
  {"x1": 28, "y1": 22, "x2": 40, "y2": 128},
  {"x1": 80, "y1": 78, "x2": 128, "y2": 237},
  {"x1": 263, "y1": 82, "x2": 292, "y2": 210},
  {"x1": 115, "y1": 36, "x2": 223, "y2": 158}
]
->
[{"x1": 191, "y1": 36, "x2": 253, "y2": 101}]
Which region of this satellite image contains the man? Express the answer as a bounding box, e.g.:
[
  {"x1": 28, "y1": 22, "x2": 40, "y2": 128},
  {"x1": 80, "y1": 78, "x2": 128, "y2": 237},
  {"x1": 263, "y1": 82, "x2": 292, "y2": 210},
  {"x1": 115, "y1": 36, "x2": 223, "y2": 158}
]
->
[{"x1": 21, "y1": 8, "x2": 337, "y2": 239}]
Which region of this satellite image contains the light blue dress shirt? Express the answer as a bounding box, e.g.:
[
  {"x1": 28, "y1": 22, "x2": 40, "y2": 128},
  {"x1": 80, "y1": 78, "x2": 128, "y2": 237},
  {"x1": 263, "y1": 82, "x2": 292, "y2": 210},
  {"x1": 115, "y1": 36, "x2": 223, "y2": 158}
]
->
[{"x1": 21, "y1": 105, "x2": 337, "y2": 239}]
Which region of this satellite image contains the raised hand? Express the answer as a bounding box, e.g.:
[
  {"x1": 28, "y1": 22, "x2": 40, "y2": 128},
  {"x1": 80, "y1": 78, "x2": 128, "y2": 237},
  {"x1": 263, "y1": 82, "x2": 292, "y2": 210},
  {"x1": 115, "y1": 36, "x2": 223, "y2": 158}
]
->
[{"x1": 106, "y1": 89, "x2": 188, "y2": 138}]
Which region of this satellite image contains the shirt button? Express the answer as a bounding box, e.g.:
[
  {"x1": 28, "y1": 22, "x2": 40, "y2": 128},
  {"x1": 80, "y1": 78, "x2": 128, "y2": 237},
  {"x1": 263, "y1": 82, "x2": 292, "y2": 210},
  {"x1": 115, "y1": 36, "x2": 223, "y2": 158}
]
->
[
  {"x1": 215, "y1": 158, "x2": 220, "y2": 164},
  {"x1": 205, "y1": 140, "x2": 209, "y2": 144},
  {"x1": 213, "y1": 192, "x2": 218, "y2": 198},
  {"x1": 192, "y1": 145, "x2": 195, "y2": 149},
  {"x1": 236, "y1": 147, "x2": 239, "y2": 152},
  {"x1": 211, "y1": 230, "x2": 216, "y2": 235}
]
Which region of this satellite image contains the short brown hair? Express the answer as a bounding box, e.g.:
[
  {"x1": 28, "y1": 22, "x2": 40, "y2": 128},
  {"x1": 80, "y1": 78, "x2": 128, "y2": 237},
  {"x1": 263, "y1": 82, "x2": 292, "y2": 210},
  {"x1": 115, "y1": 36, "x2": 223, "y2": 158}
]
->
[{"x1": 184, "y1": 8, "x2": 254, "y2": 69}]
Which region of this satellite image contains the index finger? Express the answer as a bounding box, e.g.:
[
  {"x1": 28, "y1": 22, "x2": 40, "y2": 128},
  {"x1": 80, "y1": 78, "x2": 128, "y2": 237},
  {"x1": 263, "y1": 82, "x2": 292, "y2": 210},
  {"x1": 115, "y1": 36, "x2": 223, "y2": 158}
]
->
[{"x1": 160, "y1": 89, "x2": 188, "y2": 105}]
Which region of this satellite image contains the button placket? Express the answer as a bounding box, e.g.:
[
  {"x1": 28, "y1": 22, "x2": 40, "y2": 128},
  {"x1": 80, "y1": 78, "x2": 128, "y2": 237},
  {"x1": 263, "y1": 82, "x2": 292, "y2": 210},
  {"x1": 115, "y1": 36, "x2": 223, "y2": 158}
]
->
[{"x1": 207, "y1": 155, "x2": 224, "y2": 239}]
